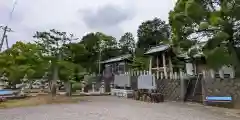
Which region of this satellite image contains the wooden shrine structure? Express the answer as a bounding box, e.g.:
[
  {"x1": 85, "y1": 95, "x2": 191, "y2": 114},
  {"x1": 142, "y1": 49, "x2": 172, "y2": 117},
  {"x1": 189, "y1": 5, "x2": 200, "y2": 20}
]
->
[
  {"x1": 100, "y1": 54, "x2": 132, "y2": 75},
  {"x1": 144, "y1": 44, "x2": 178, "y2": 79}
]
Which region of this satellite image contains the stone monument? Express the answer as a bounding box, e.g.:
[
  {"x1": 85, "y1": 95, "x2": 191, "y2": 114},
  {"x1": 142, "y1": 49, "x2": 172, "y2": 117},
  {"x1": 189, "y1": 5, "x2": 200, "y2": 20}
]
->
[
  {"x1": 81, "y1": 81, "x2": 86, "y2": 93},
  {"x1": 92, "y1": 82, "x2": 96, "y2": 93},
  {"x1": 100, "y1": 80, "x2": 105, "y2": 93},
  {"x1": 110, "y1": 81, "x2": 114, "y2": 95},
  {"x1": 0, "y1": 73, "x2": 8, "y2": 90}
]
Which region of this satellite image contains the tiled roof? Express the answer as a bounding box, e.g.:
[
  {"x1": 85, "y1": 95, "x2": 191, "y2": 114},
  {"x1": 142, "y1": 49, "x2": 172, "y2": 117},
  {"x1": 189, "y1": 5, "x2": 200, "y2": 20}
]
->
[
  {"x1": 100, "y1": 54, "x2": 132, "y2": 64},
  {"x1": 177, "y1": 42, "x2": 207, "y2": 59},
  {"x1": 177, "y1": 52, "x2": 189, "y2": 58},
  {"x1": 144, "y1": 44, "x2": 170, "y2": 55}
]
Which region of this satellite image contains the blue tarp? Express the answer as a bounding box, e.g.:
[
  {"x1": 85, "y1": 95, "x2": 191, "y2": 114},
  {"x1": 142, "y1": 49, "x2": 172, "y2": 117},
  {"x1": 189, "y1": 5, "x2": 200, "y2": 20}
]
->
[{"x1": 0, "y1": 90, "x2": 14, "y2": 95}]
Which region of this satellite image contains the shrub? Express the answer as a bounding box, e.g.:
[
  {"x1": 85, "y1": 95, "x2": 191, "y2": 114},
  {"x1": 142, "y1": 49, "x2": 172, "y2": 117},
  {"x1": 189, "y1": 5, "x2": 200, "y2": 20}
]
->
[{"x1": 71, "y1": 83, "x2": 82, "y2": 92}]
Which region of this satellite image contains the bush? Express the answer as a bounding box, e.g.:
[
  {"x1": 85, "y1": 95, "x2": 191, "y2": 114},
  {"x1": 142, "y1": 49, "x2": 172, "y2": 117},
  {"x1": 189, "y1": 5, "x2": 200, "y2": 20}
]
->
[{"x1": 71, "y1": 83, "x2": 81, "y2": 92}]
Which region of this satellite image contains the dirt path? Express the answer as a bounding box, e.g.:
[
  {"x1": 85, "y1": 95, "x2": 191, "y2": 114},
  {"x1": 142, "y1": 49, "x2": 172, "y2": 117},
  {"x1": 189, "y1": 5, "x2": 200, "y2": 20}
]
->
[{"x1": 0, "y1": 96, "x2": 239, "y2": 120}]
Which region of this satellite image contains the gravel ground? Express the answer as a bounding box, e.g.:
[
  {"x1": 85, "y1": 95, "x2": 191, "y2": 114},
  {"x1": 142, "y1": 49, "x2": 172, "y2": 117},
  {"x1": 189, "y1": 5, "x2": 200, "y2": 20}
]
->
[{"x1": 0, "y1": 96, "x2": 239, "y2": 120}]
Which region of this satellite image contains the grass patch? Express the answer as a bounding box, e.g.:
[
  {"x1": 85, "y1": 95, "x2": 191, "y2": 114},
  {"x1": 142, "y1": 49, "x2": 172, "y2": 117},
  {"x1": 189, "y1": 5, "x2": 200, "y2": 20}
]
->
[{"x1": 0, "y1": 95, "x2": 85, "y2": 109}]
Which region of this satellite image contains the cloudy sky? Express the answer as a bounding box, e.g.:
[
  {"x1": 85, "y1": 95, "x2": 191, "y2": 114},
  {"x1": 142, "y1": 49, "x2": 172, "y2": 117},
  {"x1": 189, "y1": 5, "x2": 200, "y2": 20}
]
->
[{"x1": 0, "y1": 0, "x2": 176, "y2": 49}]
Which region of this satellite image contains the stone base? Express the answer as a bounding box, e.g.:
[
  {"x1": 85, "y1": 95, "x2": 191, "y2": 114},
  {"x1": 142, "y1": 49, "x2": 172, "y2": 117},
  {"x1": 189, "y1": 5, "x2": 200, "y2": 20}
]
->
[
  {"x1": 100, "y1": 87, "x2": 105, "y2": 94},
  {"x1": 132, "y1": 90, "x2": 164, "y2": 103}
]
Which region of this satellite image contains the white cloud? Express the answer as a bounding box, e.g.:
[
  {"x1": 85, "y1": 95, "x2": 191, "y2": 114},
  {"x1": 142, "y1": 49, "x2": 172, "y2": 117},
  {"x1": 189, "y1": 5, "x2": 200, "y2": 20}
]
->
[{"x1": 0, "y1": 0, "x2": 176, "y2": 48}]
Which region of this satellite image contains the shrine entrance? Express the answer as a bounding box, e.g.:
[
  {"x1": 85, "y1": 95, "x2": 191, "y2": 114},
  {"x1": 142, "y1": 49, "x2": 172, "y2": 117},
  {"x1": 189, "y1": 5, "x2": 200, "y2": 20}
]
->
[{"x1": 184, "y1": 74, "x2": 203, "y2": 103}]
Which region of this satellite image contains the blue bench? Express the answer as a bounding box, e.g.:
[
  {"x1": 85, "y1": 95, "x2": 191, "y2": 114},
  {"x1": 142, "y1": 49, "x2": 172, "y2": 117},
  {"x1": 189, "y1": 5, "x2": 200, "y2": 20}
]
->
[
  {"x1": 205, "y1": 96, "x2": 233, "y2": 108},
  {"x1": 206, "y1": 96, "x2": 232, "y2": 102}
]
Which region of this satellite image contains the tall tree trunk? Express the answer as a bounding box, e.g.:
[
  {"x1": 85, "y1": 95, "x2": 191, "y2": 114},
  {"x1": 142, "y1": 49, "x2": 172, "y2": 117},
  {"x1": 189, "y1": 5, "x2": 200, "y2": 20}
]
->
[
  {"x1": 64, "y1": 81, "x2": 72, "y2": 96},
  {"x1": 232, "y1": 46, "x2": 240, "y2": 78},
  {"x1": 48, "y1": 81, "x2": 52, "y2": 92},
  {"x1": 51, "y1": 63, "x2": 58, "y2": 97}
]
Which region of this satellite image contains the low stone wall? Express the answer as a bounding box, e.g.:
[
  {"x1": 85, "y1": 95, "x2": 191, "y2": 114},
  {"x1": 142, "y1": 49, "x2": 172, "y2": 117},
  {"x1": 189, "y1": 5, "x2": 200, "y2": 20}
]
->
[
  {"x1": 156, "y1": 79, "x2": 181, "y2": 101},
  {"x1": 204, "y1": 78, "x2": 240, "y2": 108}
]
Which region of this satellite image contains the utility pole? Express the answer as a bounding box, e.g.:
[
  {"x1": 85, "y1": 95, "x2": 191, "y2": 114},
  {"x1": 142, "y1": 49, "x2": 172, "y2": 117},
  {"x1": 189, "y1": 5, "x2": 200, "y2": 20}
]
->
[
  {"x1": 98, "y1": 41, "x2": 105, "y2": 75},
  {"x1": 0, "y1": 26, "x2": 13, "y2": 51},
  {"x1": 0, "y1": 0, "x2": 18, "y2": 52},
  {"x1": 98, "y1": 49, "x2": 102, "y2": 75}
]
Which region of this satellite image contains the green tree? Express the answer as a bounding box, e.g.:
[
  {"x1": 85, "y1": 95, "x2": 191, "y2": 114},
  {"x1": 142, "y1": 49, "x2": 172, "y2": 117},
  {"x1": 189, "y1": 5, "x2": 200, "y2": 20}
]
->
[
  {"x1": 119, "y1": 32, "x2": 136, "y2": 54},
  {"x1": 96, "y1": 32, "x2": 121, "y2": 60},
  {"x1": 60, "y1": 41, "x2": 87, "y2": 96},
  {"x1": 170, "y1": 0, "x2": 240, "y2": 75},
  {"x1": 137, "y1": 18, "x2": 171, "y2": 50},
  {"x1": 0, "y1": 42, "x2": 45, "y2": 85},
  {"x1": 79, "y1": 32, "x2": 120, "y2": 73},
  {"x1": 63, "y1": 43, "x2": 88, "y2": 65},
  {"x1": 130, "y1": 48, "x2": 149, "y2": 70},
  {"x1": 34, "y1": 29, "x2": 72, "y2": 96},
  {"x1": 58, "y1": 60, "x2": 84, "y2": 96}
]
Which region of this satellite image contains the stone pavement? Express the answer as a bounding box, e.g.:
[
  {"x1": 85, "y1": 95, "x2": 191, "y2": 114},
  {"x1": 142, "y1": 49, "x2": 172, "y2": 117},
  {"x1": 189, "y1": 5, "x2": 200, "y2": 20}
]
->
[{"x1": 0, "y1": 96, "x2": 239, "y2": 120}]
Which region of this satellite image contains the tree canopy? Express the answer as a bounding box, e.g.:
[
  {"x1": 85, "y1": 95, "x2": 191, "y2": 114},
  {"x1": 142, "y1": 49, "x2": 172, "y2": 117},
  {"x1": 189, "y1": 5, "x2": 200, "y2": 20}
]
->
[
  {"x1": 0, "y1": 41, "x2": 46, "y2": 85},
  {"x1": 169, "y1": 0, "x2": 240, "y2": 73},
  {"x1": 137, "y1": 17, "x2": 171, "y2": 50},
  {"x1": 119, "y1": 32, "x2": 136, "y2": 54}
]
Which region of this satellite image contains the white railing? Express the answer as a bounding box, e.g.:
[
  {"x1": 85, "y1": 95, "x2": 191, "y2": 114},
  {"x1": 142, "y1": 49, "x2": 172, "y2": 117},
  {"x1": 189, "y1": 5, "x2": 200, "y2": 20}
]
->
[
  {"x1": 122, "y1": 69, "x2": 235, "y2": 79},
  {"x1": 122, "y1": 70, "x2": 186, "y2": 80}
]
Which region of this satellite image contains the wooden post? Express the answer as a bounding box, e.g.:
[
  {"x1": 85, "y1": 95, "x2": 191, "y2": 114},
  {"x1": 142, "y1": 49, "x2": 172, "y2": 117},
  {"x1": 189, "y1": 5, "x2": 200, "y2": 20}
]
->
[
  {"x1": 180, "y1": 69, "x2": 185, "y2": 102},
  {"x1": 201, "y1": 70, "x2": 207, "y2": 105},
  {"x1": 160, "y1": 72, "x2": 164, "y2": 79},
  {"x1": 169, "y1": 72, "x2": 173, "y2": 80},
  {"x1": 168, "y1": 56, "x2": 173, "y2": 73},
  {"x1": 230, "y1": 67, "x2": 235, "y2": 79},
  {"x1": 193, "y1": 62, "x2": 197, "y2": 75},
  {"x1": 174, "y1": 72, "x2": 178, "y2": 80},
  {"x1": 162, "y1": 52, "x2": 167, "y2": 79},
  {"x1": 202, "y1": 70, "x2": 206, "y2": 79},
  {"x1": 149, "y1": 56, "x2": 152, "y2": 74}
]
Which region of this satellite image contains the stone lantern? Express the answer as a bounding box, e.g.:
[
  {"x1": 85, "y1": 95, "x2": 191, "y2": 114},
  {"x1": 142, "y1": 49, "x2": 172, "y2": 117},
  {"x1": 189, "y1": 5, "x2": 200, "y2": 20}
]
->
[
  {"x1": 0, "y1": 73, "x2": 8, "y2": 90},
  {"x1": 20, "y1": 74, "x2": 28, "y2": 93},
  {"x1": 100, "y1": 80, "x2": 105, "y2": 93},
  {"x1": 110, "y1": 81, "x2": 114, "y2": 95},
  {"x1": 22, "y1": 74, "x2": 28, "y2": 83},
  {"x1": 81, "y1": 81, "x2": 86, "y2": 92}
]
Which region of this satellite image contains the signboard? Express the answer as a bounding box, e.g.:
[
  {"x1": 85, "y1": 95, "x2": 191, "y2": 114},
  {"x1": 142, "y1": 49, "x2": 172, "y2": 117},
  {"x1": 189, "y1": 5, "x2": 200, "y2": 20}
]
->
[{"x1": 137, "y1": 75, "x2": 156, "y2": 89}]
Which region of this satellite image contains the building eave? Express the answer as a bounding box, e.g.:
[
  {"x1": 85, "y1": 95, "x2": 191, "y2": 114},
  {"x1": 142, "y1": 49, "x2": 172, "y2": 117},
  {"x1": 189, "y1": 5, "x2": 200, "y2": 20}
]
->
[
  {"x1": 144, "y1": 44, "x2": 170, "y2": 55},
  {"x1": 100, "y1": 54, "x2": 132, "y2": 64}
]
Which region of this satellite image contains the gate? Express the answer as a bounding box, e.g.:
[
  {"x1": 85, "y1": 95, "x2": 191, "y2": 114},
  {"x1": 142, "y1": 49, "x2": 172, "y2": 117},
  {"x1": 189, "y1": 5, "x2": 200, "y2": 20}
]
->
[{"x1": 184, "y1": 74, "x2": 203, "y2": 103}]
